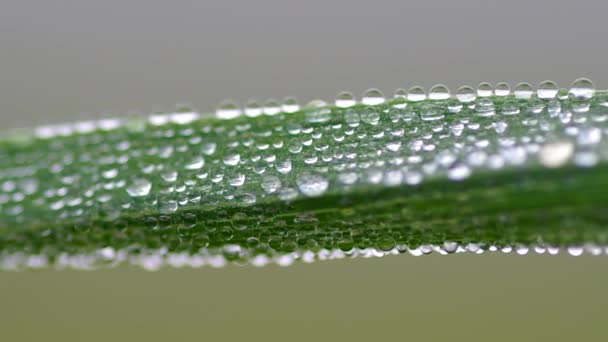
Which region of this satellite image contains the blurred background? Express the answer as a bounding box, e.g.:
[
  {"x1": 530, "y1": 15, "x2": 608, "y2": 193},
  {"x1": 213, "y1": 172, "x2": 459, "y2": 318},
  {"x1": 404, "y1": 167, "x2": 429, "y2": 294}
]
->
[{"x1": 1, "y1": 0, "x2": 607, "y2": 340}]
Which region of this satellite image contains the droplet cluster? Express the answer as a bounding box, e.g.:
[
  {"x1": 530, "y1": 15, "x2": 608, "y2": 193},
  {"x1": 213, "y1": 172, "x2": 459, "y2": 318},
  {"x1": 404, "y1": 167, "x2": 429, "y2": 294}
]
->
[{"x1": 1, "y1": 78, "x2": 607, "y2": 270}]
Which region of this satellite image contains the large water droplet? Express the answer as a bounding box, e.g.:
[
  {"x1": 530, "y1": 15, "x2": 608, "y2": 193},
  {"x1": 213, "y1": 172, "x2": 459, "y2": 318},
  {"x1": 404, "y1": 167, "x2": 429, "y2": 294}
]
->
[
  {"x1": 538, "y1": 141, "x2": 573, "y2": 168},
  {"x1": 184, "y1": 156, "x2": 205, "y2": 170},
  {"x1": 407, "y1": 86, "x2": 426, "y2": 102},
  {"x1": 477, "y1": 82, "x2": 493, "y2": 97},
  {"x1": 494, "y1": 82, "x2": 511, "y2": 96},
  {"x1": 263, "y1": 99, "x2": 281, "y2": 115},
  {"x1": 361, "y1": 88, "x2": 385, "y2": 105},
  {"x1": 456, "y1": 86, "x2": 476, "y2": 103},
  {"x1": 261, "y1": 176, "x2": 281, "y2": 194},
  {"x1": 244, "y1": 100, "x2": 263, "y2": 117},
  {"x1": 126, "y1": 178, "x2": 152, "y2": 197},
  {"x1": 216, "y1": 100, "x2": 242, "y2": 119},
  {"x1": 429, "y1": 84, "x2": 450, "y2": 100},
  {"x1": 335, "y1": 91, "x2": 357, "y2": 108},
  {"x1": 514, "y1": 82, "x2": 534, "y2": 99},
  {"x1": 537, "y1": 80, "x2": 558, "y2": 99},
  {"x1": 296, "y1": 172, "x2": 329, "y2": 197},
  {"x1": 281, "y1": 97, "x2": 300, "y2": 113},
  {"x1": 569, "y1": 78, "x2": 595, "y2": 100},
  {"x1": 360, "y1": 107, "x2": 381, "y2": 125}
]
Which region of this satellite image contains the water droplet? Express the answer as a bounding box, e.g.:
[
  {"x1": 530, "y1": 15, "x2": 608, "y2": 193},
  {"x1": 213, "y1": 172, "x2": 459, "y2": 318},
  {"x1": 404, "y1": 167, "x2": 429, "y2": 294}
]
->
[
  {"x1": 514, "y1": 82, "x2": 534, "y2": 99},
  {"x1": 428, "y1": 84, "x2": 450, "y2": 100},
  {"x1": 494, "y1": 82, "x2": 511, "y2": 96},
  {"x1": 393, "y1": 88, "x2": 407, "y2": 99},
  {"x1": 126, "y1": 178, "x2": 152, "y2": 197},
  {"x1": 261, "y1": 176, "x2": 281, "y2": 194},
  {"x1": 281, "y1": 97, "x2": 300, "y2": 113},
  {"x1": 228, "y1": 174, "x2": 246, "y2": 187},
  {"x1": 184, "y1": 156, "x2": 205, "y2": 170},
  {"x1": 569, "y1": 78, "x2": 595, "y2": 100},
  {"x1": 361, "y1": 88, "x2": 385, "y2": 105},
  {"x1": 537, "y1": 80, "x2": 558, "y2": 99},
  {"x1": 215, "y1": 100, "x2": 242, "y2": 119},
  {"x1": 577, "y1": 127, "x2": 602, "y2": 146},
  {"x1": 360, "y1": 107, "x2": 381, "y2": 125},
  {"x1": 223, "y1": 153, "x2": 241, "y2": 166},
  {"x1": 477, "y1": 82, "x2": 493, "y2": 97},
  {"x1": 419, "y1": 103, "x2": 444, "y2": 121},
  {"x1": 407, "y1": 86, "x2": 426, "y2": 102},
  {"x1": 538, "y1": 141, "x2": 573, "y2": 168},
  {"x1": 335, "y1": 91, "x2": 356, "y2": 108},
  {"x1": 263, "y1": 99, "x2": 281, "y2": 115},
  {"x1": 244, "y1": 100, "x2": 263, "y2": 117},
  {"x1": 296, "y1": 172, "x2": 329, "y2": 197},
  {"x1": 448, "y1": 163, "x2": 471, "y2": 181},
  {"x1": 456, "y1": 86, "x2": 476, "y2": 103}
]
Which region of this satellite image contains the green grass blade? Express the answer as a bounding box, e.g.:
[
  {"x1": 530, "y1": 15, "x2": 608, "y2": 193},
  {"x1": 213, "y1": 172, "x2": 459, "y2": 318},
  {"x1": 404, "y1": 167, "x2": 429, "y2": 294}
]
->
[{"x1": 1, "y1": 82, "x2": 608, "y2": 269}]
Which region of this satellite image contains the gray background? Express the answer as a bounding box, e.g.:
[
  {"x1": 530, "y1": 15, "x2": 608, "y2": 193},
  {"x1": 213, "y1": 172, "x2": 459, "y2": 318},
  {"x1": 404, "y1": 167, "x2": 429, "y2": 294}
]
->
[
  {"x1": 1, "y1": 1, "x2": 608, "y2": 341},
  {"x1": 1, "y1": 0, "x2": 606, "y2": 128}
]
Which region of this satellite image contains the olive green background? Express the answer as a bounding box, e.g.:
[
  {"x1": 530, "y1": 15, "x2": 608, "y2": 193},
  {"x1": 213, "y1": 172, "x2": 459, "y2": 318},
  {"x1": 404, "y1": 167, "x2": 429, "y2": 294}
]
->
[{"x1": 1, "y1": 0, "x2": 607, "y2": 340}]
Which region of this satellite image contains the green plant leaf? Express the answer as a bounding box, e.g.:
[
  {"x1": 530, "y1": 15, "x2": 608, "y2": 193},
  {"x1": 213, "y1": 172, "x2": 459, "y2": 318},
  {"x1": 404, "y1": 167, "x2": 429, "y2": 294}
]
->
[{"x1": 1, "y1": 81, "x2": 607, "y2": 270}]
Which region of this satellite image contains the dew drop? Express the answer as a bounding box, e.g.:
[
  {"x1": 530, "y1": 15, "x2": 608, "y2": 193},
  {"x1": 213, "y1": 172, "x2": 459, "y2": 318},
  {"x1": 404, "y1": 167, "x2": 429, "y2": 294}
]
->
[
  {"x1": 360, "y1": 107, "x2": 381, "y2": 125},
  {"x1": 244, "y1": 100, "x2": 263, "y2": 117},
  {"x1": 448, "y1": 163, "x2": 471, "y2": 181},
  {"x1": 393, "y1": 88, "x2": 407, "y2": 99},
  {"x1": 126, "y1": 178, "x2": 152, "y2": 197},
  {"x1": 296, "y1": 172, "x2": 329, "y2": 197},
  {"x1": 184, "y1": 156, "x2": 205, "y2": 170},
  {"x1": 537, "y1": 80, "x2": 558, "y2": 99},
  {"x1": 538, "y1": 141, "x2": 574, "y2": 168},
  {"x1": 407, "y1": 86, "x2": 426, "y2": 102},
  {"x1": 223, "y1": 153, "x2": 241, "y2": 166},
  {"x1": 261, "y1": 176, "x2": 281, "y2": 194},
  {"x1": 335, "y1": 91, "x2": 357, "y2": 108},
  {"x1": 281, "y1": 97, "x2": 300, "y2": 113},
  {"x1": 361, "y1": 88, "x2": 385, "y2": 105},
  {"x1": 263, "y1": 99, "x2": 281, "y2": 115},
  {"x1": 477, "y1": 82, "x2": 493, "y2": 97},
  {"x1": 215, "y1": 100, "x2": 242, "y2": 119},
  {"x1": 428, "y1": 84, "x2": 450, "y2": 100},
  {"x1": 456, "y1": 86, "x2": 476, "y2": 103},
  {"x1": 494, "y1": 82, "x2": 511, "y2": 96},
  {"x1": 514, "y1": 82, "x2": 534, "y2": 99},
  {"x1": 569, "y1": 78, "x2": 595, "y2": 100}
]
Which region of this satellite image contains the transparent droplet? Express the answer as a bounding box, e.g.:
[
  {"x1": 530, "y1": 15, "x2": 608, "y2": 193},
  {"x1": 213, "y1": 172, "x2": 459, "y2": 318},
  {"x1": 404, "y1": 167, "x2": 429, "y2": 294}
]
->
[
  {"x1": 263, "y1": 99, "x2": 281, "y2": 115},
  {"x1": 537, "y1": 80, "x2": 558, "y2": 99},
  {"x1": 428, "y1": 84, "x2": 450, "y2": 100},
  {"x1": 456, "y1": 86, "x2": 476, "y2": 103},
  {"x1": 448, "y1": 163, "x2": 471, "y2": 181},
  {"x1": 361, "y1": 88, "x2": 385, "y2": 105},
  {"x1": 577, "y1": 127, "x2": 602, "y2": 146},
  {"x1": 477, "y1": 82, "x2": 493, "y2": 97},
  {"x1": 514, "y1": 82, "x2": 534, "y2": 99},
  {"x1": 335, "y1": 91, "x2": 357, "y2": 108},
  {"x1": 215, "y1": 100, "x2": 241, "y2": 119},
  {"x1": 184, "y1": 156, "x2": 205, "y2": 170},
  {"x1": 261, "y1": 176, "x2": 281, "y2": 194},
  {"x1": 281, "y1": 97, "x2": 300, "y2": 113},
  {"x1": 393, "y1": 88, "x2": 407, "y2": 99},
  {"x1": 296, "y1": 172, "x2": 329, "y2": 197},
  {"x1": 126, "y1": 178, "x2": 152, "y2": 197},
  {"x1": 538, "y1": 141, "x2": 573, "y2": 168},
  {"x1": 407, "y1": 86, "x2": 426, "y2": 102},
  {"x1": 569, "y1": 78, "x2": 595, "y2": 100},
  {"x1": 223, "y1": 153, "x2": 241, "y2": 166},
  {"x1": 494, "y1": 82, "x2": 511, "y2": 96},
  {"x1": 244, "y1": 100, "x2": 263, "y2": 117},
  {"x1": 360, "y1": 107, "x2": 381, "y2": 125},
  {"x1": 228, "y1": 174, "x2": 246, "y2": 187}
]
